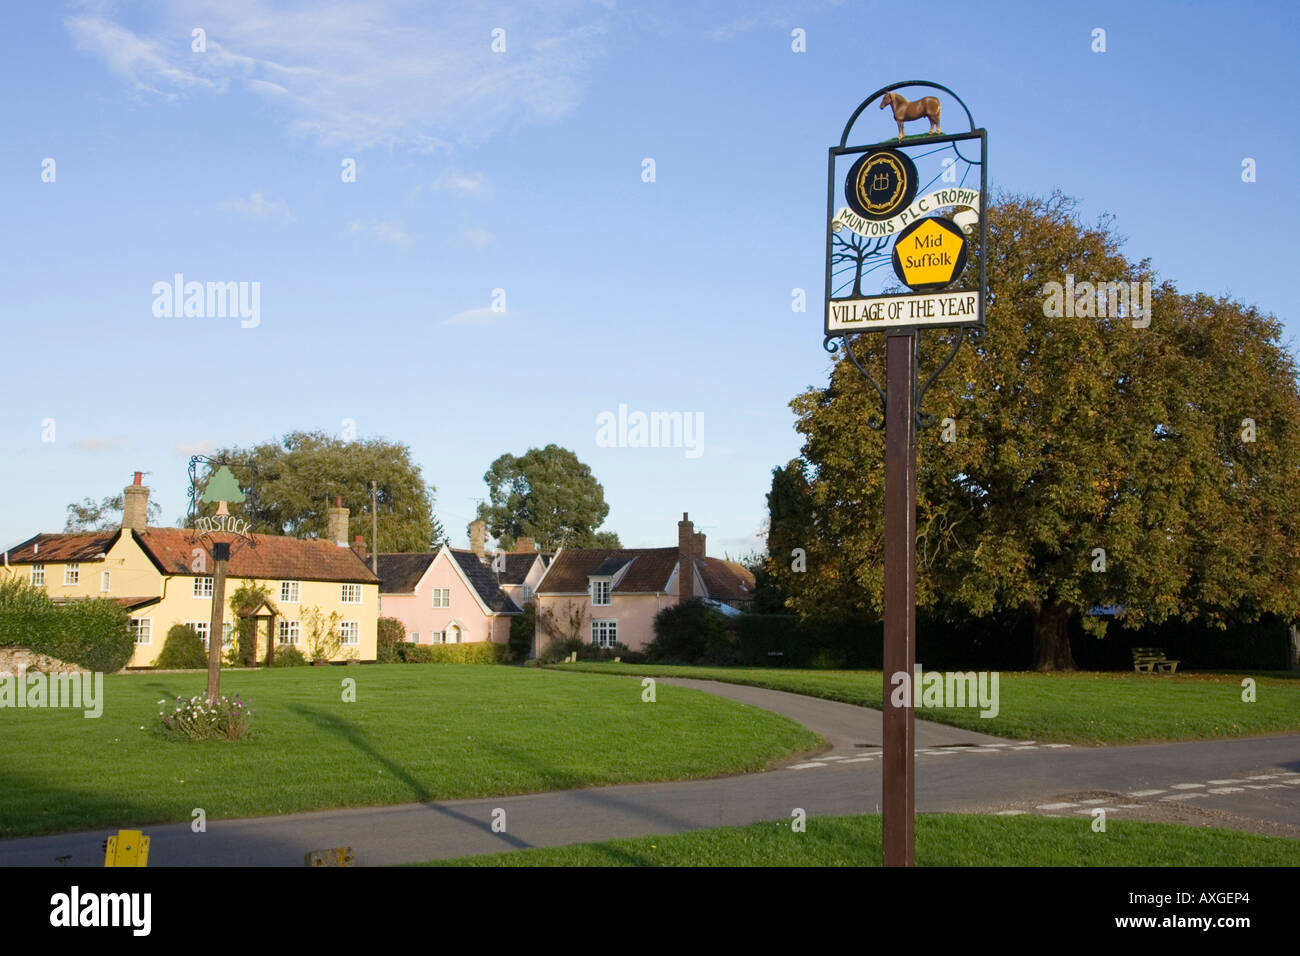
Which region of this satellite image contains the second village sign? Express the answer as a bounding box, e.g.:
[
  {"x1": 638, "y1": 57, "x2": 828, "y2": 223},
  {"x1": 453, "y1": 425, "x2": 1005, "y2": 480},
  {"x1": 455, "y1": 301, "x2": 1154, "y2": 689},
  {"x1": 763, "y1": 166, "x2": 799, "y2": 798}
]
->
[{"x1": 822, "y1": 82, "x2": 988, "y2": 867}]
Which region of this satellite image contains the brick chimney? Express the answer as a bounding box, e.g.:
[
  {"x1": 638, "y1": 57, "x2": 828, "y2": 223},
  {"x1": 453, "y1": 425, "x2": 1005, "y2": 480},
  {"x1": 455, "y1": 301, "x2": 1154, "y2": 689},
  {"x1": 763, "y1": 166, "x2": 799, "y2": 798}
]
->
[
  {"x1": 514, "y1": 536, "x2": 536, "y2": 554},
  {"x1": 469, "y1": 520, "x2": 487, "y2": 561},
  {"x1": 694, "y1": 531, "x2": 706, "y2": 558},
  {"x1": 352, "y1": 534, "x2": 367, "y2": 562},
  {"x1": 327, "y1": 496, "x2": 349, "y2": 546},
  {"x1": 122, "y1": 472, "x2": 149, "y2": 531},
  {"x1": 678, "y1": 512, "x2": 695, "y2": 603}
]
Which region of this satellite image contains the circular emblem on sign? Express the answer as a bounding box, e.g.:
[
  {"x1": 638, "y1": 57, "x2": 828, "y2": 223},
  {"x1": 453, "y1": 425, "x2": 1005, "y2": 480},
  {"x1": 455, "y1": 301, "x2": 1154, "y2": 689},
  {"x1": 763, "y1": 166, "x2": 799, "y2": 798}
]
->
[
  {"x1": 891, "y1": 215, "x2": 969, "y2": 293},
  {"x1": 845, "y1": 148, "x2": 917, "y2": 221}
]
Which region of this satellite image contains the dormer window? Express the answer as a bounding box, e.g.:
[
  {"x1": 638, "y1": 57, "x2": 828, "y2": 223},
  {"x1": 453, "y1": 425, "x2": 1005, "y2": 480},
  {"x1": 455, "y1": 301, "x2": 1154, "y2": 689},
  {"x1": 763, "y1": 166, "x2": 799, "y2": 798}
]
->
[{"x1": 591, "y1": 578, "x2": 611, "y2": 606}]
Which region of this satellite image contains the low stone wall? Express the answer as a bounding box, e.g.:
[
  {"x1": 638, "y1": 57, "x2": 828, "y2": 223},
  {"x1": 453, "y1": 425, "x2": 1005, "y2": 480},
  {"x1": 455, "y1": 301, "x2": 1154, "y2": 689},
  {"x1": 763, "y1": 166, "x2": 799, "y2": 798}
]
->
[{"x1": 0, "y1": 646, "x2": 86, "y2": 674}]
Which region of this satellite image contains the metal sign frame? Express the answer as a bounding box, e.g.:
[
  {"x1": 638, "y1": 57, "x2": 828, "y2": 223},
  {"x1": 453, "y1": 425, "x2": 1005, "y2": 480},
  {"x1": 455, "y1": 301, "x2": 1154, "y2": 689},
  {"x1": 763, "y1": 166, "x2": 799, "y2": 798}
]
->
[{"x1": 823, "y1": 80, "x2": 988, "y2": 341}]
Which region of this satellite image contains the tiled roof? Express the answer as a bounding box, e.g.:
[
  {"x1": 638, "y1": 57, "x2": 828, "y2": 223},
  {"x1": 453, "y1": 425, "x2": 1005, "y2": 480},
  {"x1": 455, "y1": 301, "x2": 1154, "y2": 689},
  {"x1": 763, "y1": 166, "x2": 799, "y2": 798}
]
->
[
  {"x1": 3, "y1": 531, "x2": 121, "y2": 564},
  {"x1": 495, "y1": 552, "x2": 540, "y2": 585},
  {"x1": 537, "y1": 548, "x2": 679, "y2": 594},
  {"x1": 375, "y1": 553, "x2": 438, "y2": 594},
  {"x1": 134, "y1": 528, "x2": 379, "y2": 585},
  {"x1": 449, "y1": 550, "x2": 522, "y2": 614},
  {"x1": 696, "y1": 558, "x2": 755, "y2": 602},
  {"x1": 538, "y1": 548, "x2": 756, "y2": 602}
]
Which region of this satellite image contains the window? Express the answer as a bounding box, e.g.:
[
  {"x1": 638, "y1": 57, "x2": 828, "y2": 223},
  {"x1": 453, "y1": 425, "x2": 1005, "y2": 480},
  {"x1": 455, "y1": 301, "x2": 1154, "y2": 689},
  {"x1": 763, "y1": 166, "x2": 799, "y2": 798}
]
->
[
  {"x1": 222, "y1": 623, "x2": 235, "y2": 647},
  {"x1": 64, "y1": 563, "x2": 80, "y2": 585},
  {"x1": 432, "y1": 630, "x2": 445, "y2": 644},
  {"x1": 101, "y1": 571, "x2": 111, "y2": 593},
  {"x1": 341, "y1": 583, "x2": 362, "y2": 604},
  {"x1": 409, "y1": 632, "x2": 419, "y2": 644},
  {"x1": 131, "y1": 618, "x2": 152, "y2": 645},
  {"x1": 521, "y1": 584, "x2": 534, "y2": 602},
  {"x1": 30, "y1": 564, "x2": 45, "y2": 586},
  {"x1": 340, "y1": 621, "x2": 360, "y2": 645},
  {"x1": 591, "y1": 620, "x2": 618, "y2": 648},
  {"x1": 189, "y1": 621, "x2": 211, "y2": 648},
  {"x1": 194, "y1": 576, "x2": 213, "y2": 598},
  {"x1": 277, "y1": 620, "x2": 300, "y2": 645},
  {"x1": 431, "y1": 588, "x2": 450, "y2": 608},
  {"x1": 591, "y1": 579, "x2": 611, "y2": 606},
  {"x1": 280, "y1": 581, "x2": 300, "y2": 603}
]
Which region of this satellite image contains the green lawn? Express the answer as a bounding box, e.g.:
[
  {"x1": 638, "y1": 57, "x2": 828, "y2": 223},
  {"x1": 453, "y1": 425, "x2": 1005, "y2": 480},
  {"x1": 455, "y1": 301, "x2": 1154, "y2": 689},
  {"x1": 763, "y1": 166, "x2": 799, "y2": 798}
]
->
[
  {"x1": 550, "y1": 663, "x2": 1300, "y2": 745},
  {"x1": 0, "y1": 664, "x2": 821, "y2": 838},
  {"x1": 420, "y1": 813, "x2": 1300, "y2": 867}
]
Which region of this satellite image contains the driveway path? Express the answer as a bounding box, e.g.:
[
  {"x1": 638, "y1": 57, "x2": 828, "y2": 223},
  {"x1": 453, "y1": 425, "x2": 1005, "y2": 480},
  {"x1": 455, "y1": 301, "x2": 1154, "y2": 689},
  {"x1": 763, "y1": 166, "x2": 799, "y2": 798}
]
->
[{"x1": 1, "y1": 678, "x2": 1295, "y2": 866}]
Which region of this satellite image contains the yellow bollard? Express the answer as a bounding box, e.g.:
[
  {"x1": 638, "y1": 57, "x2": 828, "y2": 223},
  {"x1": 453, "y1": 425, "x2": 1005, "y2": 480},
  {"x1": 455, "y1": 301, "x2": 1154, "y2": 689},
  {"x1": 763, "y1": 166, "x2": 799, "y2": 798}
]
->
[{"x1": 104, "y1": 830, "x2": 150, "y2": 867}]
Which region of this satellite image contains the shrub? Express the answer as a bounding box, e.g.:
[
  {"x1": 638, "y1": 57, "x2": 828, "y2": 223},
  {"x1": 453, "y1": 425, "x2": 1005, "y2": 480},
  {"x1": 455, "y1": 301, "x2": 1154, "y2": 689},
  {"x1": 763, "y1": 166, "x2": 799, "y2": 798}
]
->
[
  {"x1": 0, "y1": 578, "x2": 134, "y2": 672},
  {"x1": 157, "y1": 693, "x2": 254, "y2": 741},
  {"x1": 399, "y1": 642, "x2": 508, "y2": 664},
  {"x1": 399, "y1": 644, "x2": 434, "y2": 663},
  {"x1": 645, "y1": 600, "x2": 730, "y2": 664},
  {"x1": 270, "y1": 644, "x2": 307, "y2": 667},
  {"x1": 154, "y1": 624, "x2": 208, "y2": 669},
  {"x1": 301, "y1": 606, "x2": 343, "y2": 662},
  {"x1": 538, "y1": 636, "x2": 586, "y2": 664},
  {"x1": 508, "y1": 603, "x2": 536, "y2": 662},
  {"x1": 377, "y1": 617, "x2": 406, "y2": 663}
]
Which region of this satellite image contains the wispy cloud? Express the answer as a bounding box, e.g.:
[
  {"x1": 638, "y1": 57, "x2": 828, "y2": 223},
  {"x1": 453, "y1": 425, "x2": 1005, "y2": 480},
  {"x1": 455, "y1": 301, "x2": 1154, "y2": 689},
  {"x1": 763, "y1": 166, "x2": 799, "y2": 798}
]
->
[
  {"x1": 72, "y1": 436, "x2": 128, "y2": 453},
  {"x1": 348, "y1": 220, "x2": 413, "y2": 246},
  {"x1": 223, "y1": 191, "x2": 295, "y2": 223},
  {"x1": 433, "y1": 170, "x2": 489, "y2": 196},
  {"x1": 64, "y1": 1, "x2": 611, "y2": 151},
  {"x1": 462, "y1": 227, "x2": 494, "y2": 249},
  {"x1": 443, "y1": 306, "x2": 507, "y2": 326},
  {"x1": 174, "y1": 440, "x2": 216, "y2": 458}
]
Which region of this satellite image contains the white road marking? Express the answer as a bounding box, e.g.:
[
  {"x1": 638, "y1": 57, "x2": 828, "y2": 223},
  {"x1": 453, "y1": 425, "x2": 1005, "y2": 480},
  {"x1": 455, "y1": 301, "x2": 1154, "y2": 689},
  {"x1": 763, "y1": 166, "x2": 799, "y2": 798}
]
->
[
  {"x1": 1078, "y1": 798, "x2": 1109, "y2": 805},
  {"x1": 1127, "y1": 789, "x2": 1165, "y2": 797},
  {"x1": 1169, "y1": 783, "x2": 1205, "y2": 790},
  {"x1": 1246, "y1": 774, "x2": 1278, "y2": 780},
  {"x1": 994, "y1": 810, "x2": 1026, "y2": 816},
  {"x1": 1160, "y1": 793, "x2": 1205, "y2": 801},
  {"x1": 1037, "y1": 802, "x2": 1078, "y2": 810},
  {"x1": 1207, "y1": 779, "x2": 1245, "y2": 785},
  {"x1": 1208, "y1": 787, "x2": 1244, "y2": 794},
  {"x1": 789, "y1": 762, "x2": 826, "y2": 770}
]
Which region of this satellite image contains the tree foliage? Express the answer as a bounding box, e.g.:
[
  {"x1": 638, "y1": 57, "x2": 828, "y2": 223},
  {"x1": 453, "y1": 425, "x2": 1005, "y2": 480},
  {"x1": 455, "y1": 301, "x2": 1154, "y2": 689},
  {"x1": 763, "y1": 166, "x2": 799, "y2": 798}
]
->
[
  {"x1": 199, "y1": 431, "x2": 445, "y2": 551},
  {"x1": 776, "y1": 193, "x2": 1300, "y2": 669},
  {"x1": 475, "y1": 444, "x2": 618, "y2": 551},
  {"x1": 64, "y1": 493, "x2": 161, "y2": 532}
]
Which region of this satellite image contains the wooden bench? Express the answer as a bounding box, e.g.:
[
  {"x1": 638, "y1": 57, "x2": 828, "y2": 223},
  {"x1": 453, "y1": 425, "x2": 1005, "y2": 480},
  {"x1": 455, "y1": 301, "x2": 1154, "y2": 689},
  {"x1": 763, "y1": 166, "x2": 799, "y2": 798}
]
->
[{"x1": 1131, "y1": 647, "x2": 1179, "y2": 674}]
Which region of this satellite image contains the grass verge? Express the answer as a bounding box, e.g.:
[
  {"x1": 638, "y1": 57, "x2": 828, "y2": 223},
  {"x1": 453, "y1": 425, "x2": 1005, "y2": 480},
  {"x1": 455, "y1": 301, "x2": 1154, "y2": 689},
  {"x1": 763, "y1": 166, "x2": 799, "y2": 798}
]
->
[
  {"x1": 0, "y1": 664, "x2": 821, "y2": 838},
  {"x1": 418, "y1": 812, "x2": 1300, "y2": 866},
  {"x1": 550, "y1": 663, "x2": 1300, "y2": 744}
]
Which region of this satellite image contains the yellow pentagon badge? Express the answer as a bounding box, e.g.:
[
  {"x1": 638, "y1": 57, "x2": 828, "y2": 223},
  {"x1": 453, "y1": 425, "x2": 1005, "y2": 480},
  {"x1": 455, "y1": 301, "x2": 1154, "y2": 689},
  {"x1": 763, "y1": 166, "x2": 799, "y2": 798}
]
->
[{"x1": 891, "y1": 216, "x2": 969, "y2": 292}]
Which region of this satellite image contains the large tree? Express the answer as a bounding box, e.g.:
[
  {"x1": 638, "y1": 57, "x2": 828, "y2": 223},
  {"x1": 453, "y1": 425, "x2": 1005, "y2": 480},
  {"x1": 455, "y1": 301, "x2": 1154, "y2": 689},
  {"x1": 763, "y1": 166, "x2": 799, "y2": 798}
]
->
[
  {"x1": 476, "y1": 444, "x2": 619, "y2": 551},
  {"x1": 777, "y1": 193, "x2": 1300, "y2": 669},
  {"x1": 198, "y1": 431, "x2": 445, "y2": 551},
  {"x1": 65, "y1": 493, "x2": 161, "y2": 531}
]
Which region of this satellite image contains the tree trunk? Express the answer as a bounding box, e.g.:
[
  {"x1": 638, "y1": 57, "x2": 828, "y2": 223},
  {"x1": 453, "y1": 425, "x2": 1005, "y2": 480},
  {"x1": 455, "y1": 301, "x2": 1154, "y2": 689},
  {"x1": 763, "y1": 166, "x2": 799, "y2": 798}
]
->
[{"x1": 1032, "y1": 600, "x2": 1075, "y2": 671}]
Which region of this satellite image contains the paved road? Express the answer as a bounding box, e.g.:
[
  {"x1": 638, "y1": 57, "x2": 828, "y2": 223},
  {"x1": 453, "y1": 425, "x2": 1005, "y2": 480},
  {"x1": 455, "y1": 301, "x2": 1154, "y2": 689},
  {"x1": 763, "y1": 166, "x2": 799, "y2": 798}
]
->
[{"x1": 1, "y1": 679, "x2": 1295, "y2": 866}]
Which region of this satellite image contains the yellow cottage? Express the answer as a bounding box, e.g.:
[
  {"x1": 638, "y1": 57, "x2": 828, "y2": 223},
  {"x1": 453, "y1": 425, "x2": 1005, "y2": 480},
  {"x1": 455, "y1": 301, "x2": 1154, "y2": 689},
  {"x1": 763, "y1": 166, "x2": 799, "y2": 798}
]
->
[{"x1": 1, "y1": 474, "x2": 379, "y2": 667}]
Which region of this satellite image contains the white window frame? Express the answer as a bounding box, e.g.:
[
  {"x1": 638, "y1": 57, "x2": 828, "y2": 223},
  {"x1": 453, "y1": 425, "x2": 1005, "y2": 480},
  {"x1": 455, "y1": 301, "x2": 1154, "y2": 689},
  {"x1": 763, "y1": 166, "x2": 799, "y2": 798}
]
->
[
  {"x1": 189, "y1": 621, "x2": 211, "y2": 648},
  {"x1": 222, "y1": 622, "x2": 235, "y2": 647},
  {"x1": 100, "y1": 570, "x2": 111, "y2": 593},
  {"x1": 341, "y1": 583, "x2": 362, "y2": 604},
  {"x1": 409, "y1": 632, "x2": 420, "y2": 644},
  {"x1": 431, "y1": 588, "x2": 450, "y2": 608},
  {"x1": 340, "y1": 621, "x2": 360, "y2": 645},
  {"x1": 131, "y1": 618, "x2": 152, "y2": 645},
  {"x1": 194, "y1": 576, "x2": 214, "y2": 598},
  {"x1": 280, "y1": 581, "x2": 300, "y2": 603},
  {"x1": 277, "y1": 620, "x2": 300, "y2": 645},
  {"x1": 591, "y1": 578, "x2": 611, "y2": 606},
  {"x1": 432, "y1": 630, "x2": 446, "y2": 644},
  {"x1": 591, "y1": 619, "x2": 617, "y2": 648},
  {"x1": 64, "y1": 563, "x2": 79, "y2": 586},
  {"x1": 30, "y1": 564, "x2": 45, "y2": 586}
]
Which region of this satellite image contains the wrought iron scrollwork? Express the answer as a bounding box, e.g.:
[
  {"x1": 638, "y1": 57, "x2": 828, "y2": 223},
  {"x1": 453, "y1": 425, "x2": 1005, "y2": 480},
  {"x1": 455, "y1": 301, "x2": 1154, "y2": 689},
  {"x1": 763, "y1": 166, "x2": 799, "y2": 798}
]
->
[{"x1": 826, "y1": 334, "x2": 886, "y2": 430}]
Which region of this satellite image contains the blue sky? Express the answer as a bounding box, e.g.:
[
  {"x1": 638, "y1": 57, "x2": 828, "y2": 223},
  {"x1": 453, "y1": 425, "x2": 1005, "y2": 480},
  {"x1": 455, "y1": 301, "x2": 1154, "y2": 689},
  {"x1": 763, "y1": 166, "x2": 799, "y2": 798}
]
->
[{"x1": 2, "y1": 0, "x2": 1296, "y2": 555}]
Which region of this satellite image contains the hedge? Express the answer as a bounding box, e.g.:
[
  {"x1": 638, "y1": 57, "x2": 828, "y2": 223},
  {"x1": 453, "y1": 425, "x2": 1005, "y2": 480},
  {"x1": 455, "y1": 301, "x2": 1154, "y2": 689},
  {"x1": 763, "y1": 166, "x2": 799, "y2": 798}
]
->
[
  {"x1": 0, "y1": 578, "x2": 134, "y2": 673},
  {"x1": 398, "y1": 641, "x2": 508, "y2": 664},
  {"x1": 377, "y1": 617, "x2": 406, "y2": 663},
  {"x1": 154, "y1": 624, "x2": 208, "y2": 669}
]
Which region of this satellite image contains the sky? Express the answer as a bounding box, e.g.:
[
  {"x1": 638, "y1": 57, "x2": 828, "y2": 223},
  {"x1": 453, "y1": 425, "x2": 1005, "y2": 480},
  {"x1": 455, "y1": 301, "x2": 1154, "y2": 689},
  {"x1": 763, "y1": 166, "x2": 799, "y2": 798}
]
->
[{"x1": 1, "y1": 0, "x2": 1297, "y2": 556}]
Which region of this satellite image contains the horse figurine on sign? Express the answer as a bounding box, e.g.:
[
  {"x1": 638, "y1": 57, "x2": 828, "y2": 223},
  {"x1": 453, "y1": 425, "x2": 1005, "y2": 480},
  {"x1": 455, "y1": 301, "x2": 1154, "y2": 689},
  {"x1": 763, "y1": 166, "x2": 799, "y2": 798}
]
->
[{"x1": 880, "y1": 91, "x2": 941, "y2": 140}]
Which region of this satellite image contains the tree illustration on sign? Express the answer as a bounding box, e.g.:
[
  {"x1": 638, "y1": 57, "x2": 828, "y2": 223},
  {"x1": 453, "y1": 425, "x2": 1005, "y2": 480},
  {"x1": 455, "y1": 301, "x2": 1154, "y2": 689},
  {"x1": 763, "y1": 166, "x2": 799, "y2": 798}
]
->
[{"x1": 200, "y1": 465, "x2": 246, "y2": 516}]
